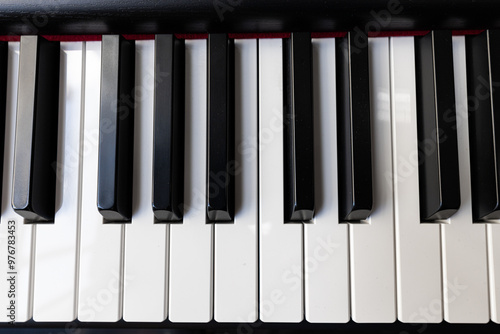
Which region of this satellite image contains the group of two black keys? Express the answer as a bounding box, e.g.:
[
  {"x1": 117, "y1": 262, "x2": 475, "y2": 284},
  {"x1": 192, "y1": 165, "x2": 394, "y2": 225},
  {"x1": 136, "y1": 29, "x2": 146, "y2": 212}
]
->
[{"x1": 5, "y1": 29, "x2": 500, "y2": 224}]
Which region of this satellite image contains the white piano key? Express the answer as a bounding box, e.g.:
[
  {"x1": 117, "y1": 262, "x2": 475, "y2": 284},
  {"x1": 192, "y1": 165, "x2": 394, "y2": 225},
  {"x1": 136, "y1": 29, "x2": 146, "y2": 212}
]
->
[
  {"x1": 33, "y1": 41, "x2": 84, "y2": 322},
  {"x1": 78, "y1": 41, "x2": 124, "y2": 322},
  {"x1": 390, "y1": 36, "x2": 443, "y2": 323},
  {"x1": 0, "y1": 41, "x2": 33, "y2": 323},
  {"x1": 259, "y1": 38, "x2": 303, "y2": 323},
  {"x1": 488, "y1": 224, "x2": 500, "y2": 323},
  {"x1": 168, "y1": 39, "x2": 213, "y2": 323},
  {"x1": 304, "y1": 37, "x2": 349, "y2": 323},
  {"x1": 122, "y1": 39, "x2": 168, "y2": 322},
  {"x1": 485, "y1": 35, "x2": 500, "y2": 322},
  {"x1": 214, "y1": 39, "x2": 258, "y2": 323},
  {"x1": 349, "y1": 37, "x2": 396, "y2": 323},
  {"x1": 438, "y1": 35, "x2": 490, "y2": 324}
]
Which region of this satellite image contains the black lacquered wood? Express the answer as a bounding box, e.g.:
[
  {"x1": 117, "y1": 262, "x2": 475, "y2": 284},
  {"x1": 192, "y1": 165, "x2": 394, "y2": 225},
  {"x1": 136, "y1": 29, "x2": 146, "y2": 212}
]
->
[
  {"x1": 97, "y1": 35, "x2": 135, "y2": 222},
  {"x1": 414, "y1": 30, "x2": 460, "y2": 221},
  {"x1": 283, "y1": 32, "x2": 315, "y2": 222},
  {"x1": 152, "y1": 34, "x2": 185, "y2": 222},
  {"x1": 0, "y1": 43, "x2": 7, "y2": 213},
  {"x1": 207, "y1": 33, "x2": 234, "y2": 222},
  {"x1": 1, "y1": 0, "x2": 500, "y2": 35},
  {"x1": 465, "y1": 30, "x2": 500, "y2": 221},
  {"x1": 12, "y1": 36, "x2": 60, "y2": 222},
  {"x1": 336, "y1": 30, "x2": 373, "y2": 222}
]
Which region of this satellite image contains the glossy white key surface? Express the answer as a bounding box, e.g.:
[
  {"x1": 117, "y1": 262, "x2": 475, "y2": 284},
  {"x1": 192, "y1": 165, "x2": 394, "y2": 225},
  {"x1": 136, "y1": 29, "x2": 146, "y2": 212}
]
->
[
  {"x1": 349, "y1": 37, "x2": 396, "y2": 323},
  {"x1": 33, "y1": 42, "x2": 84, "y2": 322},
  {"x1": 78, "y1": 41, "x2": 124, "y2": 322},
  {"x1": 0, "y1": 41, "x2": 33, "y2": 323},
  {"x1": 259, "y1": 38, "x2": 303, "y2": 323},
  {"x1": 390, "y1": 36, "x2": 442, "y2": 323},
  {"x1": 488, "y1": 223, "x2": 500, "y2": 323},
  {"x1": 304, "y1": 38, "x2": 349, "y2": 323},
  {"x1": 123, "y1": 40, "x2": 168, "y2": 322},
  {"x1": 168, "y1": 39, "x2": 213, "y2": 323},
  {"x1": 214, "y1": 39, "x2": 258, "y2": 323},
  {"x1": 440, "y1": 36, "x2": 490, "y2": 324}
]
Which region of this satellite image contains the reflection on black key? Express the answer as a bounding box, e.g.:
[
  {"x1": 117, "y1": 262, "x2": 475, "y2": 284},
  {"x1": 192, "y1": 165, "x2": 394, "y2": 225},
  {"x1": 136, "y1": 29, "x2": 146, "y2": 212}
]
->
[
  {"x1": 283, "y1": 32, "x2": 315, "y2": 222},
  {"x1": 97, "y1": 35, "x2": 135, "y2": 222},
  {"x1": 207, "y1": 33, "x2": 234, "y2": 222},
  {"x1": 12, "y1": 36, "x2": 60, "y2": 222},
  {"x1": 0, "y1": 43, "x2": 6, "y2": 210},
  {"x1": 152, "y1": 34, "x2": 185, "y2": 222},
  {"x1": 465, "y1": 30, "x2": 500, "y2": 221},
  {"x1": 414, "y1": 30, "x2": 460, "y2": 221},
  {"x1": 336, "y1": 30, "x2": 373, "y2": 222}
]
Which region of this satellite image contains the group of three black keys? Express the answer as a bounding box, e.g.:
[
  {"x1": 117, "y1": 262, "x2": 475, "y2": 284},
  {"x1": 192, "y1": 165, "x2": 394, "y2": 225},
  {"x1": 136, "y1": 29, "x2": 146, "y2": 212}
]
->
[{"x1": 0, "y1": 29, "x2": 498, "y2": 224}]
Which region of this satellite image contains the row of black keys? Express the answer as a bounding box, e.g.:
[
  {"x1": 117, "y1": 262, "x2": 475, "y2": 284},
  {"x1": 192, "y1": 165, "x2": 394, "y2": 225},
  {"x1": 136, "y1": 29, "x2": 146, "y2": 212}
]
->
[{"x1": 2, "y1": 30, "x2": 499, "y2": 223}]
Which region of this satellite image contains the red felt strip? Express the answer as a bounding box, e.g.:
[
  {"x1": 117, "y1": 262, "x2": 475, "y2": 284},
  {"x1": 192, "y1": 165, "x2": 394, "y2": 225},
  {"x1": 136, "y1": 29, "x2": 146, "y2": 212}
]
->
[
  {"x1": 41, "y1": 35, "x2": 102, "y2": 41},
  {"x1": 452, "y1": 29, "x2": 484, "y2": 36},
  {"x1": 175, "y1": 33, "x2": 209, "y2": 39},
  {"x1": 0, "y1": 35, "x2": 20, "y2": 42},
  {"x1": 122, "y1": 34, "x2": 155, "y2": 40}
]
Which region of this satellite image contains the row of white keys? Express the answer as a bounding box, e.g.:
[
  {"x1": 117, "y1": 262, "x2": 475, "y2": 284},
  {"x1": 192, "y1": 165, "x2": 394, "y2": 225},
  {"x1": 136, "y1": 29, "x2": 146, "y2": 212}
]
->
[
  {"x1": 258, "y1": 38, "x2": 303, "y2": 322},
  {"x1": 0, "y1": 41, "x2": 33, "y2": 322},
  {"x1": 78, "y1": 41, "x2": 125, "y2": 322},
  {"x1": 440, "y1": 36, "x2": 489, "y2": 323},
  {"x1": 33, "y1": 41, "x2": 85, "y2": 321},
  {"x1": 304, "y1": 37, "x2": 349, "y2": 323},
  {"x1": 168, "y1": 39, "x2": 213, "y2": 323},
  {"x1": 214, "y1": 39, "x2": 258, "y2": 323},
  {"x1": 390, "y1": 36, "x2": 443, "y2": 323},
  {"x1": 122, "y1": 39, "x2": 168, "y2": 322},
  {"x1": 349, "y1": 37, "x2": 396, "y2": 323}
]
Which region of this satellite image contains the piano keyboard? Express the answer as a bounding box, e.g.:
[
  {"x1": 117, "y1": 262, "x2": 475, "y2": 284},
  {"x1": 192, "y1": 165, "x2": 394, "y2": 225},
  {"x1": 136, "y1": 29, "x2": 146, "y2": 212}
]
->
[{"x1": 0, "y1": 32, "x2": 498, "y2": 326}]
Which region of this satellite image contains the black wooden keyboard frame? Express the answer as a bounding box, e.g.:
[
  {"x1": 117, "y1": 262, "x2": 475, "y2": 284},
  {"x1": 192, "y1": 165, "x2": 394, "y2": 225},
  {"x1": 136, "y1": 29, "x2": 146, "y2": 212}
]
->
[
  {"x1": 2, "y1": 320, "x2": 500, "y2": 333},
  {"x1": 0, "y1": 0, "x2": 498, "y2": 35}
]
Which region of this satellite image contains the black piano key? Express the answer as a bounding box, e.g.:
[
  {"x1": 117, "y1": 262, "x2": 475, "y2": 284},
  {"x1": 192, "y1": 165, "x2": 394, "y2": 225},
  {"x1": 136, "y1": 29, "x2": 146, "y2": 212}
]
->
[
  {"x1": 97, "y1": 35, "x2": 135, "y2": 222},
  {"x1": 465, "y1": 30, "x2": 500, "y2": 221},
  {"x1": 152, "y1": 34, "x2": 185, "y2": 222},
  {"x1": 414, "y1": 30, "x2": 461, "y2": 221},
  {"x1": 207, "y1": 33, "x2": 235, "y2": 222},
  {"x1": 0, "y1": 43, "x2": 7, "y2": 211},
  {"x1": 336, "y1": 30, "x2": 373, "y2": 222},
  {"x1": 12, "y1": 36, "x2": 60, "y2": 222},
  {"x1": 283, "y1": 32, "x2": 315, "y2": 222}
]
